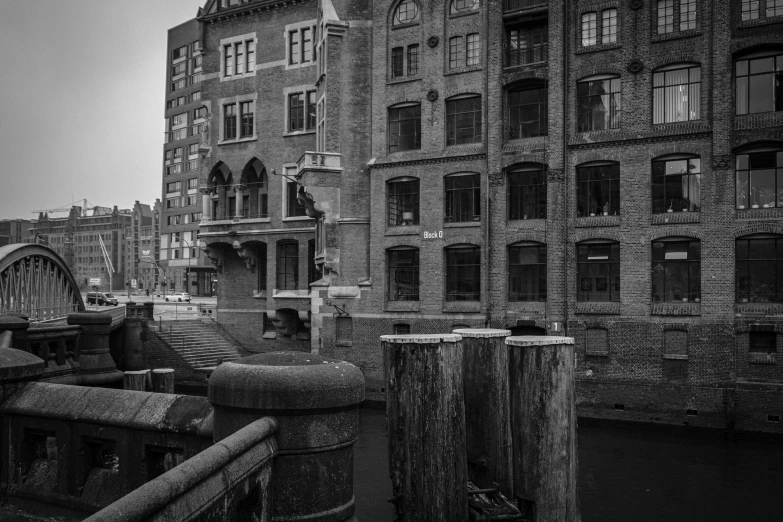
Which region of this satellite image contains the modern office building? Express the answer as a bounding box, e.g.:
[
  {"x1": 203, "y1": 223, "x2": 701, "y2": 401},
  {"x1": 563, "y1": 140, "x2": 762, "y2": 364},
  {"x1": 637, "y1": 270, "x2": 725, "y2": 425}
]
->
[
  {"x1": 182, "y1": 0, "x2": 783, "y2": 431},
  {"x1": 0, "y1": 219, "x2": 32, "y2": 247},
  {"x1": 29, "y1": 206, "x2": 131, "y2": 291},
  {"x1": 161, "y1": 18, "x2": 216, "y2": 296}
]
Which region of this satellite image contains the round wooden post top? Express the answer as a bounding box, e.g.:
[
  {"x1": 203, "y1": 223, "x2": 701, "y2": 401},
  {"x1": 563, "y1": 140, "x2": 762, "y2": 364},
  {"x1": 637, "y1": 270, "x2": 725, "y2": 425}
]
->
[
  {"x1": 505, "y1": 336, "x2": 574, "y2": 346},
  {"x1": 152, "y1": 368, "x2": 175, "y2": 374},
  {"x1": 454, "y1": 328, "x2": 511, "y2": 338},
  {"x1": 380, "y1": 334, "x2": 462, "y2": 343}
]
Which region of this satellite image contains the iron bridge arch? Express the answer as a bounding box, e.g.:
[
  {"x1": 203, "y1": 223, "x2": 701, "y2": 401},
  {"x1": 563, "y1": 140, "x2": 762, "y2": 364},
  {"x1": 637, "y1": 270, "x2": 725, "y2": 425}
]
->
[{"x1": 0, "y1": 244, "x2": 85, "y2": 322}]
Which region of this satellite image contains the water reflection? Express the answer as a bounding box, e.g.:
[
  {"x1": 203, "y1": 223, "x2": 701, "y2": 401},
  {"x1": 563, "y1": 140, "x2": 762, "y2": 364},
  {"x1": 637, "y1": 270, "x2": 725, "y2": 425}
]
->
[{"x1": 355, "y1": 408, "x2": 783, "y2": 522}]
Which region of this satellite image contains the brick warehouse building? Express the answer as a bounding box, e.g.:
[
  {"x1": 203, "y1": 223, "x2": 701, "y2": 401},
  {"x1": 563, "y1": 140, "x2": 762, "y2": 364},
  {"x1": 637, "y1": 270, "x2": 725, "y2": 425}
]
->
[{"x1": 182, "y1": 0, "x2": 783, "y2": 432}]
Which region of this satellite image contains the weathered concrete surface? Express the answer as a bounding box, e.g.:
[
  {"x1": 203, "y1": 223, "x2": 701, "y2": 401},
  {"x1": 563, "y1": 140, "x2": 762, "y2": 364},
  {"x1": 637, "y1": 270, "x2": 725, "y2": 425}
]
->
[
  {"x1": 0, "y1": 338, "x2": 44, "y2": 403},
  {"x1": 209, "y1": 351, "x2": 365, "y2": 522},
  {"x1": 67, "y1": 312, "x2": 123, "y2": 386}
]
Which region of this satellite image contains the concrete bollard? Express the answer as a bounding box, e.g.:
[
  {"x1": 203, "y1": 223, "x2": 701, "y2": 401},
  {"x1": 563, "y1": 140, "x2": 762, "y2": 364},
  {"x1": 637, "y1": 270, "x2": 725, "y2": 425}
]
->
[
  {"x1": 382, "y1": 334, "x2": 468, "y2": 522},
  {"x1": 208, "y1": 351, "x2": 365, "y2": 522},
  {"x1": 67, "y1": 312, "x2": 123, "y2": 386},
  {"x1": 151, "y1": 368, "x2": 175, "y2": 393},
  {"x1": 0, "y1": 315, "x2": 30, "y2": 353},
  {"x1": 506, "y1": 336, "x2": 580, "y2": 522},
  {"x1": 454, "y1": 328, "x2": 513, "y2": 497}
]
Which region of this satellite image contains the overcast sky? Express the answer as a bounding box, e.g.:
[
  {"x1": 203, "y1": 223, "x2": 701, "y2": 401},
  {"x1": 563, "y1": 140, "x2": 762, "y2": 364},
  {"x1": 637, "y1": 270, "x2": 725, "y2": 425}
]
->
[{"x1": 0, "y1": 0, "x2": 203, "y2": 220}]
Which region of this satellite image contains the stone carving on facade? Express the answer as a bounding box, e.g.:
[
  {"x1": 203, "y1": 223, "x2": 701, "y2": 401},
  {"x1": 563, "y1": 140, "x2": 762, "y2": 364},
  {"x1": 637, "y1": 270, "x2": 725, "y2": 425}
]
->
[
  {"x1": 233, "y1": 241, "x2": 256, "y2": 271},
  {"x1": 548, "y1": 168, "x2": 565, "y2": 182},
  {"x1": 488, "y1": 172, "x2": 505, "y2": 187},
  {"x1": 713, "y1": 154, "x2": 733, "y2": 171}
]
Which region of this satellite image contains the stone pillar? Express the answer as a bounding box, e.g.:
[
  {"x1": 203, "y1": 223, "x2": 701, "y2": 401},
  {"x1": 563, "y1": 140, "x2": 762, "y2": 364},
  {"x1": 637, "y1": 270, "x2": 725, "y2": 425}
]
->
[
  {"x1": 200, "y1": 187, "x2": 212, "y2": 222},
  {"x1": 382, "y1": 334, "x2": 468, "y2": 522},
  {"x1": 209, "y1": 351, "x2": 364, "y2": 522},
  {"x1": 454, "y1": 328, "x2": 513, "y2": 497},
  {"x1": 0, "y1": 333, "x2": 44, "y2": 404},
  {"x1": 67, "y1": 312, "x2": 124, "y2": 386},
  {"x1": 0, "y1": 315, "x2": 30, "y2": 353},
  {"x1": 152, "y1": 368, "x2": 175, "y2": 393},
  {"x1": 506, "y1": 336, "x2": 579, "y2": 522},
  {"x1": 233, "y1": 184, "x2": 245, "y2": 221}
]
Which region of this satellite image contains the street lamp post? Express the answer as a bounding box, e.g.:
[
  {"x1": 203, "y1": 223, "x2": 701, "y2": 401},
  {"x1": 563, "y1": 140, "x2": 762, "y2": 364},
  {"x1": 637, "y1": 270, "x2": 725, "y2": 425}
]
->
[{"x1": 140, "y1": 255, "x2": 165, "y2": 298}]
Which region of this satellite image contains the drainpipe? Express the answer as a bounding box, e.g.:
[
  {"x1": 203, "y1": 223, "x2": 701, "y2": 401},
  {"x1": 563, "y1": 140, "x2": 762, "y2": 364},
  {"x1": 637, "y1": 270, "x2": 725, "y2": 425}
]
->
[
  {"x1": 562, "y1": 0, "x2": 570, "y2": 336},
  {"x1": 484, "y1": 0, "x2": 492, "y2": 328}
]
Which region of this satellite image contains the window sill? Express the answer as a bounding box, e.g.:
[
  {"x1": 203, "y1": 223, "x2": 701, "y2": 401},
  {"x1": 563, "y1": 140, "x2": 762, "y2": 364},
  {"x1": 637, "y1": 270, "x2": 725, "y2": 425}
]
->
[
  {"x1": 662, "y1": 354, "x2": 689, "y2": 361},
  {"x1": 503, "y1": 136, "x2": 548, "y2": 153},
  {"x1": 444, "y1": 221, "x2": 481, "y2": 228},
  {"x1": 386, "y1": 225, "x2": 420, "y2": 236},
  {"x1": 391, "y1": 21, "x2": 419, "y2": 31},
  {"x1": 736, "y1": 207, "x2": 783, "y2": 219},
  {"x1": 734, "y1": 111, "x2": 783, "y2": 131},
  {"x1": 234, "y1": 217, "x2": 271, "y2": 224},
  {"x1": 651, "y1": 212, "x2": 700, "y2": 225},
  {"x1": 444, "y1": 65, "x2": 482, "y2": 77},
  {"x1": 735, "y1": 302, "x2": 783, "y2": 315},
  {"x1": 284, "y1": 61, "x2": 316, "y2": 71},
  {"x1": 386, "y1": 300, "x2": 420, "y2": 312},
  {"x1": 449, "y1": 8, "x2": 480, "y2": 20},
  {"x1": 218, "y1": 136, "x2": 257, "y2": 146},
  {"x1": 284, "y1": 130, "x2": 316, "y2": 138},
  {"x1": 738, "y1": 17, "x2": 783, "y2": 30},
  {"x1": 585, "y1": 351, "x2": 609, "y2": 358},
  {"x1": 575, "y1": 215, "x2": 620, "y2": 227},
  {"x1": 272, "y1": 290, "x2": 311, "y2": 299},
  {"x1": 220, "y1": 71, "x2": 257, "y2": 82},
  {"x1": 387, "y1": 75, "x2": 422, "y2": 85},
  {"x1": 506, "y1": 300, "x2": 546, "y2": 314},
  {"x1": 252, "y1": 291, "x2": 267, "y2": 299},
  {"x1": 335, "y1": 341, "x2": 353, "y2": 347},
  {"x1": 443, "y1": 301, "x2": 482, "y2": 313},
  {"x1": 507, "y1": 218, "x2": 546, "y2": 229},
  {"x1": 651, "y1": 29, "x2": 702, "y2": 43},
  {"x1": 503, "y1": 61, "x2": 548, "y2": 72},
  {"x1": 650, "y1": 302, "x2": 700, "y2": 316},
  {"x1": 748, "y1": 353, "x2": 777, "y2": 365},
  {"x1": 575, "y1": 302, "x2": 620, "y2": 315},
  {"x1": 575, "y1": 42, "x2": 621, "y2": 55},
  {"x1": 282, "y1": 216, "x2": 314, "y2": 222}
]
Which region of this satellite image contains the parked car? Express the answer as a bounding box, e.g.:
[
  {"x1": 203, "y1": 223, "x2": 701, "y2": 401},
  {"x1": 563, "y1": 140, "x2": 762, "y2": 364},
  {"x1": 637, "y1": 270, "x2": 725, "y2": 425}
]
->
[
  {"x1": 86, "y1": 292, "x2": 118, "y2": 306},
  {"x1": 165, "y1": 292, "x2": 191, "y2": 302}
]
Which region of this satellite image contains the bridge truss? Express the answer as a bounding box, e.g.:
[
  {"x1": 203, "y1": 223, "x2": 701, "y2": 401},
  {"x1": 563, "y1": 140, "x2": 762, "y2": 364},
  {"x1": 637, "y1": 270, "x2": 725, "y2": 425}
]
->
[{"x1": 0, "y1": 244, "x2": 84, "y2": 322}]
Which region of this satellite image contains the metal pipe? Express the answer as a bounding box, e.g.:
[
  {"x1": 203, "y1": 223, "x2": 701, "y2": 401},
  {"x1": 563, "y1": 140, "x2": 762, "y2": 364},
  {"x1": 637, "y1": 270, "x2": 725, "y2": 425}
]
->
[
  {"x1": 562, "y1": 0, "x2": 570, "y2": 336},
  {"x1": 483, "y1": 0, "x2": 492, "y2": 328}
]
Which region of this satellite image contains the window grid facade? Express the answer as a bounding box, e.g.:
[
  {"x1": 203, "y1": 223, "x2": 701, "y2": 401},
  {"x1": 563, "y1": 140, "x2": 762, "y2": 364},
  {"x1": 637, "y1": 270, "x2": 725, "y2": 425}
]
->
[
  {"x1": 652, "y1": 65, "x2": 701, "y2": 124},
  {"x1": 508, "y1": 243, "x2": 547, "y2": 302},
  {"x1": 581, "y1": 12, "x2": 597, "y2": 46},
  {"x1": 407, "y1": 45, "x2": 419, "y2": 75},
  {"x1": 601, "y1": 8, "x2": 617, "y2": 43},
  {"x1": 735, "y1": 53, "x2": 783, "y2": 115},
  {"x1": 388, "y1": 104, "x2": 421, "y2": 152},
  {"x1": 736, "y1": 151, "x2": 783, "y2": 209},
  {"x1": 577, "y1": 163, "x2": 620, "y2": 217},
  {"x1": 651, "y1": 239, "x2": 701, "y2": 302},
  {"x1": 508, "y1": 168, "x2": 547, "y2": 220},
  {"x1": 577, "y1": 242, "x2": 621, "y2": 302},
  {"x1": 388, "y1": 179, "x2": 420, "y2": 226},
  {"x1": 577, "y1": 76, "x2": 621, "y2": 131},
  {"x1": 276, "y1": 241, "x2": 299, "y2": 290},
  {"x1": 223, "y1": 104, "x2": 237, "y2": 140},
  {"x1": 388, "y1": 248, "x2": 420, "y2": 301},
  {"x1": 445, "y1": 173, "x2": 481, "y2": 223},
  {"x1": 449, "y1": 37, "x2": 464, "y2": 69},
  {"x1": 509, "y1": 86, "x2": 548, "y2": 139},
  {"x1": 446, "y1": 96, "x2": 482, "y2": 145},
  {"x1": 657, "y1": 0, "x2": 675, "y2": 34},
  {"x1": 446, "y1": 246, "x2": 481, "y2": 301},
  {"x1": 652, "y1": 157, "x2": 701, "y2": 213},
  {"x1": 736, "y1": 236, "x2": 783, "y2": 303},
  {"x1": 506, "y1": 24, "x2": 548, "y2": 67}
]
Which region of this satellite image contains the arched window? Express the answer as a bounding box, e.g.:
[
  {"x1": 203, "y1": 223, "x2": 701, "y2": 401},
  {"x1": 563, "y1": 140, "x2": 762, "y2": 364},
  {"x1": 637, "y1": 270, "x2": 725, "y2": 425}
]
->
[
  {"x1": 576, "y1": 162, "x2": 620, "y2": 217},
  {"x1": 445, "y1": 245, "x2": 480, "y2": 301},
  {"x1": 451, "y1": 0, "x2": 478, "y2": 14},
  {"x1": 736, "y1": 234, "x2": 783, "y2": 303},
  {"x1": 508, "y1": 165, "x2": 547, "y2": 220},
  {"x1": 509, "y1": 84, "x2": 548, "y2": 139},
  {"x1": 388, "y1": 103, "x2": 421, "y2": 152},
  {"x1": 445, "y1": 173, "x2": 481, "y2": 223},
  {"x1": 388, "y1": 247, "x2": 420, "y2": 301},
  {"x1": 242, "y1": 159, "x2": 268, "y2": 219},
  {"x1": 393, "y1": 0, "x2": 420, "y2": 26},
  {"x1": 446, "y1": 94, "x2": 482, "y2": 145},
  {"x1": 387, "y1": 177, "x2": 420, "y2": 226},
  {"x1": 577, "y1": 74, "x2": 621, "y2": 131},
  {"x1": 276, "y1": 240, "x2": 299, "y2": 290},
  {"x1": 652, "y1": 63, "x2": 701, "y2": 124},
  {"x1": 735, "y1": 50, "x2": 783, "y2": 115},
  {"x1": 651, "y1": 237, "x2": 700, "y2": 303},
  {"x1": 577, "y1": 240, "x2": 620, "y2": 302},
  {"x1": 652, "y1": 154, "x2": 701, "y2": 213},
  {"x1": 508, "y1": 242, "x2": 547, "y2": 302},
  {"x1": 735, "y1": 148, "x2": 783, "y2": 209}
]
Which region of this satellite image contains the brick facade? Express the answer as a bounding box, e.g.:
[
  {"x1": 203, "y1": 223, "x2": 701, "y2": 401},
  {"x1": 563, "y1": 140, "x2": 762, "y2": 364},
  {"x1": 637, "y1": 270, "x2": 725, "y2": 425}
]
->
[{"x1": 179, "y1": 0, "x2": 783, "y2": 432}]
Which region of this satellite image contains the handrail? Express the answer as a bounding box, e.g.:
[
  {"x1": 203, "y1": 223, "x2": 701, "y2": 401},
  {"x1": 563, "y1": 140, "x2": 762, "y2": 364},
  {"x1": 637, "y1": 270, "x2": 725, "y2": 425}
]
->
[{"x1": 83, "y1": 417, "x2": 278, "y2": 522}]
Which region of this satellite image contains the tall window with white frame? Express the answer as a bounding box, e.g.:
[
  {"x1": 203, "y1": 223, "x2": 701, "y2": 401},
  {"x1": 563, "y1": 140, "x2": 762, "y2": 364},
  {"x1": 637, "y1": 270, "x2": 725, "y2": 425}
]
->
[
  {"x1": 577, "y1": 75, "x2": 621, "y2": 131},
  {"x1": 581, "y1": 12, "x2": 597, "y2": 46},
  {"x1": 652, "y1": 238, "x2": 700, "y2": 303},
  {"x1": 445, "y1": 173, "x2": 480, "y2": 223},
  {"x1": 656, "y1": 0, "x2": 697, "y2": 34},
  {"x1": 289, "y1": 26, "x2": 315, "y2": 65},
  {"x1": 735, "y1": 150, "x2": 783, "y2": 209},
  {"x1": 508, "y1": 166, "x2": 547, "y2": 220},
  {"x1": 388, "y1": 178, "x2": 420, "y2": 226},
  {"x1": 445, "y1": 245, "x2": 481, "y2": 301},
  {"x1": 449, "y1": 36, "x2": 464, "y2": 69},
  {"x1": 223, "y1": 104, "x2": 237, "y2": 140},
  {"x1": 223, "y1": 39, "x2": 255, "y2": 78},
  {"x1": 652, "y1": 155, "x2": 701, "y2": 213},
  {"x1": 446, "y1": 95, "x2": 482, "y2": 145},
  {"x1": 652, "y1": 64, "x2": 701, "y2": 124},
  {"x1": 577, "y1": 241, "x2": 620, "y2": 302},
  {"x1": 736, "y1": 234, "x2": 783, "y2": 303},
  {"x1": 407, "y1": 45, "x2": 419, "y2": 75},
  {"x1": 388, "y1": 247, "x2": 420, "y2": 301},
  {"x1": 735, "y1": 52, "x2": 783, "y2": 115},
  {"x1": 508, "y1": 242, "x2": 547, "y2": 302},
  {"x1": 276, "y1": 241, "x2": 299, "y2": 290},
  {"x1": 602, "y1": 8, "x2": 617, "y2": 43},
  {"x1": 240, "y1": 101, "x2": 254, "y2": 138},
  {"x1": 289, "y1": 91, "x2": 316, "y2": 132}
]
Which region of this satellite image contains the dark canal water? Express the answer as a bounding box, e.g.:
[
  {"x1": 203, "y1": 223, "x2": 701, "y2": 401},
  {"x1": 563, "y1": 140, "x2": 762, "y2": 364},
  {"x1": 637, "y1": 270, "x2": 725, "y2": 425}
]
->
[{"x1": 354, "y1": 408, "x2": 783, "y2": 522}]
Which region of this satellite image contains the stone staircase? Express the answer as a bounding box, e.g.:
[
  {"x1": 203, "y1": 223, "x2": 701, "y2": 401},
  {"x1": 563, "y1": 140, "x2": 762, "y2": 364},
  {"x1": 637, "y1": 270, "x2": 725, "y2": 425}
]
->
[{"x1": 156, "y1": 320, "x2": 241, "y2": 368}]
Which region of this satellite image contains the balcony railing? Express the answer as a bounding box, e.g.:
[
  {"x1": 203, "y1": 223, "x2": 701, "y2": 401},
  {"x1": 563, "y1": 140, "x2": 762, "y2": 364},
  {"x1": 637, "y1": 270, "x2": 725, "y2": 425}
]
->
[
  {"x1": 504, "y1": 0, "x2": 547, "y2": 11},
  {"x1": 506, "y1": 45, "x2": 548, "y2": 67}
]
